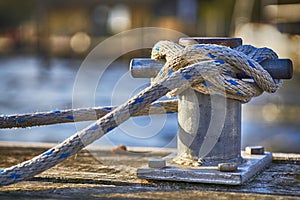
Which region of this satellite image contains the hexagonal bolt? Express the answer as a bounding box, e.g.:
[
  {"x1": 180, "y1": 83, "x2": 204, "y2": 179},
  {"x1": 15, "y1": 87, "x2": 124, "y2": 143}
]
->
[
  {"x1": 245, "y1": 146, "x2": 265, "y2": 155},
  {"x1": 218, "y1": 163, "x2": 238, "y2": 172},
  {"x1": 148, "y1": 158, "x2": 166, "y2": 168}
]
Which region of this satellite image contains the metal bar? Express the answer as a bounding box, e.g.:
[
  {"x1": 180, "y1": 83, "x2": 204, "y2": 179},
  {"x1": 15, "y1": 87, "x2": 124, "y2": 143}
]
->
[{"x1": 130, "y1": 58, "x2": 293, "y2": 79}]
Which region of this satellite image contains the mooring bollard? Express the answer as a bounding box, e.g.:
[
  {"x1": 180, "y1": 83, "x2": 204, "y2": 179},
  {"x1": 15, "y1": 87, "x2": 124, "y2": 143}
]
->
[
  {"x1": 176, "y1": 38, "x2": 242, "y2": 166},
  {"x1": 131, "y1": 37, "x2": 293, "y2": 185}
]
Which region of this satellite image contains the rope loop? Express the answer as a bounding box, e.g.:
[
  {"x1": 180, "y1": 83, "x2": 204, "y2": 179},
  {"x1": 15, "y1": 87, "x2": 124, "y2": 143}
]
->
[{"x1": 151, "y1": 40, "x2": 281, "y2": 103}]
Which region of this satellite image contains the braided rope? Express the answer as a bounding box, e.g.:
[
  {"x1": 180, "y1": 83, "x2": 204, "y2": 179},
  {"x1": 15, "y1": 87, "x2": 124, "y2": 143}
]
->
[
  {"x1": 0, "y1": 100, "x2": 178, "y2": 129},
  {"x1": 151, "y1": 41, "x2": 280, "y2": 102},
  {"x1": 0, "y1": 61, "x2": 220, "y2": 186},
  {"x1": 0, "y1": 41, "x2": 281, "y2": 186}
]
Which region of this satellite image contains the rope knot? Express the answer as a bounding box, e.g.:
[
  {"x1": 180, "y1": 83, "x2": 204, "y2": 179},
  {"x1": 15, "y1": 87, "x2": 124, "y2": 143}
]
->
[{"x1": 151, "y1": 40, "x2": 281, "y2": 103}]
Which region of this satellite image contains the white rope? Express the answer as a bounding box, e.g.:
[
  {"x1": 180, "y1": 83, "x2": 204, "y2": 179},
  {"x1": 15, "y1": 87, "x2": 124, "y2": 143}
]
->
[
  {"x1": 151, "y1": 41, "x2": 280, "y2": 102},
  {"x1": 0, "y1": 100, "x2": 178, "y2": 129},
  {"x1": 0, "y1": 41, "x2": 281, "y2": 186}
]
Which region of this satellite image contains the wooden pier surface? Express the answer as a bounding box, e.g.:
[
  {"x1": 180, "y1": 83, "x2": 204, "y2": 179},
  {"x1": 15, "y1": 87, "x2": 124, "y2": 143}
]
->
[{"x1": 0, "y1": 142, "x2": 299, "y2": 199}]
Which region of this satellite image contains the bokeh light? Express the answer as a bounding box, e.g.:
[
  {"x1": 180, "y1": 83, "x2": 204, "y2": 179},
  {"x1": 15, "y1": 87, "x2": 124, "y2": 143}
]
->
[{"x1": 70, "y1": 32, "x2": 91, "y2": 53}]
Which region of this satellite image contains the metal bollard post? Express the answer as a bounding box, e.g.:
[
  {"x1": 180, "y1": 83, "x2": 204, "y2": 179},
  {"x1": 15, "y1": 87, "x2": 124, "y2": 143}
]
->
[
  {"x1": 176, "y1": 38, "x2": 242, "y2": 166},
  {"x1": 133, "y1": 37, "x2": 293, "y2": 185}
]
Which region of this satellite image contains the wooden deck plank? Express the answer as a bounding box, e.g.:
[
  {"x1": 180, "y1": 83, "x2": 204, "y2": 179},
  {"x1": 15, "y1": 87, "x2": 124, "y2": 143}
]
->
[{"x1": 0, "y1": 142, "x2": 299, "y2": 199}]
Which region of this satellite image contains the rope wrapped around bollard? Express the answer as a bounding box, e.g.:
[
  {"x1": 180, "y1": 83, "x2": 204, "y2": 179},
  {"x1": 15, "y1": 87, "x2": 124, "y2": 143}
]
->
[
  {"x1": 0, "y1": 41, "x2": 281, "y2": 186},
  {"x1": 151, "y1": 41, "x2": 280, "y2": 102}
]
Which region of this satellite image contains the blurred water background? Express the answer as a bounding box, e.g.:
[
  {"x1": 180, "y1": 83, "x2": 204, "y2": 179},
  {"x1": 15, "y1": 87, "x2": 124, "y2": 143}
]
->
[{"x1": 0, "y1": 0, "x2": 300, "y2": 153}]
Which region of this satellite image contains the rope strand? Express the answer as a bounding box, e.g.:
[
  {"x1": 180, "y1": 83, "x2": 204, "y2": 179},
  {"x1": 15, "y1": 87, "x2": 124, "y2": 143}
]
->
[{"x1": 0, "y1": 100, "x2": 178, "y2": 129}]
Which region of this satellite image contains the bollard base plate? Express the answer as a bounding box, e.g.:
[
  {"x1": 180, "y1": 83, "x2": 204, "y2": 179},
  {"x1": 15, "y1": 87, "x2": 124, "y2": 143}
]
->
[{"x1": 137, "y1": 151, "x2": 272, "y2": 185}]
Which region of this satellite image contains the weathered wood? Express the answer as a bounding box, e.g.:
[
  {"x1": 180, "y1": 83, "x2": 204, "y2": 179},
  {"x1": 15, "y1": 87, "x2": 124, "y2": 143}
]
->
[{"x1": 0, "y1": 142, "x2": 299, "y2": 199}]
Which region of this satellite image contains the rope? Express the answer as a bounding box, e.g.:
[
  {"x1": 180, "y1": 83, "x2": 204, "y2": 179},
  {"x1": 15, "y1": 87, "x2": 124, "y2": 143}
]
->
[
  {"x1": 151, "y1": 41, "x2": 280, "y2": 102},
  {"x1": 0, "y1": 41, "x2": 281, "y2": 186},
  {"x1": 0, "y1": 100, "x2": 178, "y2": 129}
]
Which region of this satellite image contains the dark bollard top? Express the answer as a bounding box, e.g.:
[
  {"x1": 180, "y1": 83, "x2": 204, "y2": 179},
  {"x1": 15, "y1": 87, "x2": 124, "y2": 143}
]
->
[{"x1": 179, "y1": 37, "x2": 242, "y2": 48}]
